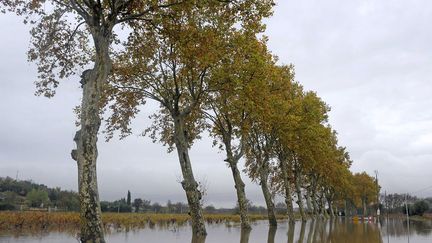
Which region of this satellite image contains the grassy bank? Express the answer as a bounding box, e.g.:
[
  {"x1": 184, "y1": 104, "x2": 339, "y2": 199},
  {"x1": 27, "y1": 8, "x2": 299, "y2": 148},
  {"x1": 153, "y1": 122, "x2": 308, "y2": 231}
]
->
[{"x1": 0, "y1": 212, "x2": 286, "y2": 231}]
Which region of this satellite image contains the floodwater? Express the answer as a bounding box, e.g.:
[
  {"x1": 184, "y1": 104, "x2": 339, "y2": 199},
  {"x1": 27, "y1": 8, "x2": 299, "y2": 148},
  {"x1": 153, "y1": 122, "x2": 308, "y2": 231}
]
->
[{"x1": 0, "y1": 218, "x2": 431, "y2": 243}]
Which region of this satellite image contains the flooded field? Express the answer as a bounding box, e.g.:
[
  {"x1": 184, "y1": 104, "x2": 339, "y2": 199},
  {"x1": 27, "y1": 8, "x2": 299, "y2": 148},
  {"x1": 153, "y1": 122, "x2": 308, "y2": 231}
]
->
[{"x1": 0, "y1": 218, "x2": 431, "y2": 243}]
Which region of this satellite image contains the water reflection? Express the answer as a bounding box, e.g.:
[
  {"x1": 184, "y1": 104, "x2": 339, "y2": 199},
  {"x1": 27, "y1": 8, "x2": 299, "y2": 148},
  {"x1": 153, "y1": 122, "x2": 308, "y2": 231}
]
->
[
  {"x1": 191, "y1": 234, "x2": 206, "y2": 243},
  {"x1": 240, "y1": 227, "x2": 251, "y2": 243},
  {"x1": 287, "y1": 222, "x2": 295, "y2": 243},
  {"x1": 267, "y1": 226, "x2": 276, "y2": 243},
  {"x1": 1, "y1": 218, "x2": 431, "y2": 243}
]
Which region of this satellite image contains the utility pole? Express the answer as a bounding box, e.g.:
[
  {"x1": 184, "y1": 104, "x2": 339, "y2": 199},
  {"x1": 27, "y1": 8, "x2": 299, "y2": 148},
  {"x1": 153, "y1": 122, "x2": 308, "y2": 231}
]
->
[{"x1": 405, "y1": 193, "x2": 410, "y2": 243}]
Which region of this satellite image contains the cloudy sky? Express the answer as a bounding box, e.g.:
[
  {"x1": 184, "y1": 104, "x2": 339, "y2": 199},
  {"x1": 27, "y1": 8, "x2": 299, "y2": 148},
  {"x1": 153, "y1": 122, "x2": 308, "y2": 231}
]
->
[{"x1": 1, "y1": 0, "x2": 431, "y2": 207}]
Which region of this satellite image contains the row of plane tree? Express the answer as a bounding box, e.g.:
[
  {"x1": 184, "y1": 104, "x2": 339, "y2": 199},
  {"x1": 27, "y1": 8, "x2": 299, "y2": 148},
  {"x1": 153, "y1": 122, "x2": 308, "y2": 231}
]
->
[{"x1": 2, "y1": 0, "x2": 379, "y2": 242}]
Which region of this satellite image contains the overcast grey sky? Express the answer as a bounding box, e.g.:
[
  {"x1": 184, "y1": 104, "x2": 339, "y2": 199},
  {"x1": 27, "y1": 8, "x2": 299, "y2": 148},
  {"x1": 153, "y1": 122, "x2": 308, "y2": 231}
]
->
[{"x1": 1, "y1": 0, "x2": 432, "y2": 207}]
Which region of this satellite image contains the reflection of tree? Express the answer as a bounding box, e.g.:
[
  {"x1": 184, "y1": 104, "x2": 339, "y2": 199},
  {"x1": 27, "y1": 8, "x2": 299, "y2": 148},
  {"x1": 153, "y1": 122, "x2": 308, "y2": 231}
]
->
[
  {"x1": 411, "y1": 221, "x2": 432, "y2": 236},
  {"x1": 306, "y1": 219, "x2": 315, "y2": 243},
  {"x1": 324, "y1": 219, "x2": 382, "y2": 243},
  {"x1": 382, "y1": 219, "x2": 432, "y2": 238},
  {"x1": 240, "y1": 227, "x2": 251, "y2": 243},
  {"x1": 287, "y1": 222, "x2": 295, "y2": 243},
  {"x1": 298, "y1": 221, "x2": 306, "y2": 243},
  {"x1": 268, "y1": 226, "x2": 277, "y2": 243},
  {"x1": 191, "y1": 234, "x2": 206, "y2": 243}
]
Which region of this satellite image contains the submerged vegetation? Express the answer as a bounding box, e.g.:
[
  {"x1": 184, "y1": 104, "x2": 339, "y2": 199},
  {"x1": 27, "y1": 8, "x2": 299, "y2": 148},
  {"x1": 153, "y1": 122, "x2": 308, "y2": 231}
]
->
[{"x1": 0, "y1": 212, "x2": 286, "y2": 232}]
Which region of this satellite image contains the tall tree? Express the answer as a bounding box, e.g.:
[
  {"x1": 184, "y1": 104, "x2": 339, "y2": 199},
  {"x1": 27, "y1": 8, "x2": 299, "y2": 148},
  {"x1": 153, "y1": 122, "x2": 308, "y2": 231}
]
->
[
  {"x1": 127, "y1": 190, "x2": 131, "y2": 206},
  {"x1": 105, "y1": 1, "x2": 274, "y2": 236},
  {"x1": 0, "y1": 1, "x2": 196, "y2": 242},
  {"x1": 205, "y1": 33, "x2": 275, "y2": 229},
  {"x1": 353, "y1": 172, "x2": 378, "y2": 217}
]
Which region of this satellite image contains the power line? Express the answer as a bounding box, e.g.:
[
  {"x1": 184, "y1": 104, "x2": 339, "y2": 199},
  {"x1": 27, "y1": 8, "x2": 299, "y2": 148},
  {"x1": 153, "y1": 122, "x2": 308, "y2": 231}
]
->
[{"x1": 411, "y1": 185, "x2": 432, "y2": 194}]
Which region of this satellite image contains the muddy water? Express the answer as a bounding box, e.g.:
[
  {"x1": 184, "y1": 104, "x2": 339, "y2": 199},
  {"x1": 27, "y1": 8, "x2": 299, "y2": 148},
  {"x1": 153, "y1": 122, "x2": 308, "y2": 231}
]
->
[{"x1": 0, "y1": 218, "x2": 431, "y2": 243}]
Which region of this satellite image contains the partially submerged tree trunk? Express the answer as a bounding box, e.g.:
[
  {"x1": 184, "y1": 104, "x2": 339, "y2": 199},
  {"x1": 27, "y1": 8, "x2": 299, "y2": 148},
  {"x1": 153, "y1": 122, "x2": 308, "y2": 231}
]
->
[
  {"x1": 319, "y1": 193, "x2": 329, "y2": 218},
  {"x1": 71, "y1": 33, "x2": 112, "y2": 243},
  {"x1": 293, "y1": 161, "x2": 306, "y2": 221},
  {"x1": 309, "y1": 176, "x2": 319, "y2": 217},
  {"x1": 173, "y1": 116, "x2": 206, "y2": 236},
  {"x1": 278, "y1": 154, "x2": 295, "y2": 222},
  {"x1": 305, "y1": 191, "x2": 313, "y2": 216},
  {"x1": 225, "y1": 141, "x2": 251, "y2": 229},
  {"x1": 327, "y1": 195, "x2": 334, "y2": 218},
  {"x1": 362, "y1": 198, "x2": 367, "y2": 217},
  {"x1": 344, "y1": 199, "x2": 349, "y2": 217},
  {"x1": 259, "y1": 163, "x2": 277, "y2": 227}
]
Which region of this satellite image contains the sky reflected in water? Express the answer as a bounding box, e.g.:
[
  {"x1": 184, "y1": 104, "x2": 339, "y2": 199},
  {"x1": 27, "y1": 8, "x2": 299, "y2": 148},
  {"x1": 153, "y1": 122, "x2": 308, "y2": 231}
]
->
[{"x1": 0, "y1": 218, "x2": 431, "y2": 243}]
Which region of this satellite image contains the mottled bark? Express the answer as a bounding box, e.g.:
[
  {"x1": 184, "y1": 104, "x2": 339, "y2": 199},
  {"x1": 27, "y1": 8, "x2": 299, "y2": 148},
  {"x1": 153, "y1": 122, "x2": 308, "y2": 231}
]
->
[
  {"x1": 327, "y1": 195, "x2": 334, "y2": 218},
  {"x1": 305, "y1": 191, "x2": 313, "y2": 215},
  {"x1": 320, "y1": 193, "x2": 329, "y2": 218},
  {"x1": 224, "y1": 139, "x2": 250, "y2": 230},
  {"x1": 173, "y1": 116, "x2": 206, "y2": 236},
  {"x1": 309, "y1": 177, "x2": 319, "y2": 217},
  {"x1": 294, "y1": 165, "x2": 306, "y2": 221},
  {"x1": 229, "y1": 160, "x2": 251, "y2": 229},
  {"x1": 311, "y1": 193, "x2": 319, "y2": 216},
  {"x1": 259, "y1": 167, "x2": 277, "y2": 227},
  {"x1": 279, "y1": 158, "x2": 294, "y2": 222},
  {"x1": 71, "y1": 33, "x2": 112, "y2": 243}
]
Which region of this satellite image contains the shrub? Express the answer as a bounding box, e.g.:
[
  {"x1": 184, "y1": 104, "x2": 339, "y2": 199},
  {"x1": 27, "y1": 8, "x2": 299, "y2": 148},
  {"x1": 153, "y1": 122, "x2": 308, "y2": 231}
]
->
[{"x1": 413, "y1": 200, "x2": 429, "y2": 216}]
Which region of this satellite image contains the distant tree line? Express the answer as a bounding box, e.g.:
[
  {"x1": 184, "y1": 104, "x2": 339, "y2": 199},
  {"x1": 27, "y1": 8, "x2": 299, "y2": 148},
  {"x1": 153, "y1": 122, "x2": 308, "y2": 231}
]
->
[
  {"x1": 0, "y1": 177, "x2": 79, "y2": 211},
  {"x1": 381, "y1": 193, "x2": 431, "y2": 216},
  {"x1": 1, "y1": 179, "x2": 278, "y2": 215}
]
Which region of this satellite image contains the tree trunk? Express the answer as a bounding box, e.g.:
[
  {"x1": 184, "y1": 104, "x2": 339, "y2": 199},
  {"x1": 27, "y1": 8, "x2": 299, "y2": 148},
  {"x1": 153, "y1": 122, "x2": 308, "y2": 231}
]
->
[
  {"x1": 279, "y1": 158, "x2": 295, "y2": 222},
  {"x1": 173, "y1": 116, "x2": 206, "y2": 236},
  {"x1": 344, "y1": 200, "x2": 348, "y2": 217},
  {"x1": 327, "y1": 196, "x2": 334, "y2": 218},
  {"x1": 305, "y1": 191, "x2": 313, "y2": 216},
  {"x1": 320, "y1": 194, "x2": 329, "y2": 218},
  {"x1": 224, "y1": 140, "x2": 250, "y2": 230},
  {"x1": 229, "y1": 159, "x2": 251, "y2": 229},
  {"x1": 311, "y1": 193, "x2": 319, "y2": 217},
  {"x1": 259, "y1": 167, "x2": 277, "y2": 227},
  {"x1": 71, "y1": 34, "x2": 111, "y2": 243},
  {"x1": 294, "y1": 166, "x2": 306, "y2": 221},
  {"x1": 362, "y1": 199, "x2": 367, "y2": 217},
  {"x1": 310, "y1": 178, "x2": 319, "y2": 217}
]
